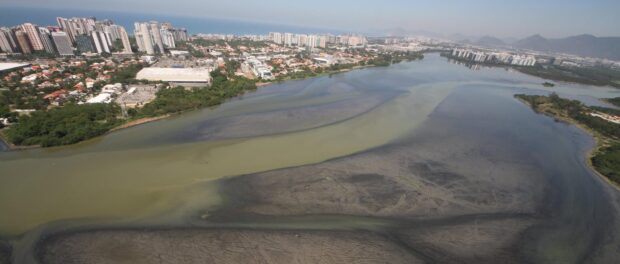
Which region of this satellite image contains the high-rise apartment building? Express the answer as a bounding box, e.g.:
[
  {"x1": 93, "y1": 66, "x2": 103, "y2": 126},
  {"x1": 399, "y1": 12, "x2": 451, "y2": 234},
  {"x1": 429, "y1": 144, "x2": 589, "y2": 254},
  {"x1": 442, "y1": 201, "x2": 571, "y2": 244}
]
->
[
  {"x1": 306, "y1": 35, "x2": 318, "y2": 48},
  {"x1": 51, "y1": 31, "x2": 73, "y2": 56},
  {"x1": 149, "y1": 22, "x2": 165, "y2": 53},
  {"x1": 38, "y1": 27, "x2": 57, "y2": 54},
  {"x1": 91, "y1": 31, "x2": 111, "y2": 54},
  {"x1": 20, "y1": 23, "x2": 44, "y2": 51},
  {"x1": 101, "y1": 25, "x2": 132, "y2": 53},
  {"x1": 118, "y1": 26, "x2": 133, "y2": 53},
  {"x1": 134, "y1": 22, "x2": 155, "y2": 54},
  {"x1": 284, "y1": 33, "x2": 293, "y2": 46},
  {"x1": 15, "y1": 31, "x2": 32, "y2": 54},
  {"x1": 56, "y1": 17, "x2": 96, "y2": 43},
  {"x1": 160, "y1": 29, "x2": 176, "y2": 49},
  {"x1": 269, "y1": 32, "x2": 283, "y2": 45},
  {"x1": 75, "y1": 34, "x2": 95, "y2": 54},
  {"x1": 0, "y1": 27, "x2": 17, "y2": 53},
  {"x1": 170, "y1": 28, "x2": 189, "y2": 42}
]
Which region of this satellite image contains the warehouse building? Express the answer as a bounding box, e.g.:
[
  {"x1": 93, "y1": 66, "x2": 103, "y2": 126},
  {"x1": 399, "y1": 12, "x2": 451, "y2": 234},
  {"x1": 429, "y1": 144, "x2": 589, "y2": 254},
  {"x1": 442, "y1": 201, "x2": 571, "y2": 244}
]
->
[{"x1": 136, "y1": 67, "x2": 211, "y2": 86}]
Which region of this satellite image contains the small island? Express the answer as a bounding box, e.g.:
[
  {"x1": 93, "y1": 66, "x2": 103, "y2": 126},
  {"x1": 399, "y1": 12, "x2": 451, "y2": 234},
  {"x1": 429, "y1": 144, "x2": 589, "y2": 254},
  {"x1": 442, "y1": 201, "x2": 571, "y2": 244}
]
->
[
  {"x1": 542, "y1": 82, "x2": 555, "y2": 87},
  {"x1": 515, "y1": 93, "x2": 620, "y2": 185}
]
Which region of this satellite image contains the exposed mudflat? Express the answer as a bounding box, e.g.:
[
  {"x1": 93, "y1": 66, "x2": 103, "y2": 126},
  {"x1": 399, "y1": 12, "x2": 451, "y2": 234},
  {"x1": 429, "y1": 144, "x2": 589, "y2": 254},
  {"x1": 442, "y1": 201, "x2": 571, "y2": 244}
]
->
[
  {"x1": 214, "y1": 139, "x2": 542, "y2": 220},
  {"x1": 0, "y1": 241, "x2": 10, "y2": 264},
  {"x1": 189, "y1": 92, "x2": 396, "y2": 140},
  {"x1": 39, "y1": 229, "x2": 424, "y2": 264}
]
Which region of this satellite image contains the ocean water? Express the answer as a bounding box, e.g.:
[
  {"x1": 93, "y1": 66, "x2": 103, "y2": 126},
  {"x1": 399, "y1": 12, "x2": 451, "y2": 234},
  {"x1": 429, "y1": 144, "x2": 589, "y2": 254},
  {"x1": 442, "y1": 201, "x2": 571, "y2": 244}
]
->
[{"x1": 0, "y1": 6, "x2": 347, "y2": 35}]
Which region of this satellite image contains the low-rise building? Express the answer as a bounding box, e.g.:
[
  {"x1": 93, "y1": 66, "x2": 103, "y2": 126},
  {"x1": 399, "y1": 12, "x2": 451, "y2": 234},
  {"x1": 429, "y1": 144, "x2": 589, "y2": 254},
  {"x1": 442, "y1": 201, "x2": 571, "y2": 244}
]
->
[
  {"x1": 136, "y1": 67, "x2": 212, "y2": 86},
  {"x1": 86, "y1": 93, "x2": 112, "y2": 104}
]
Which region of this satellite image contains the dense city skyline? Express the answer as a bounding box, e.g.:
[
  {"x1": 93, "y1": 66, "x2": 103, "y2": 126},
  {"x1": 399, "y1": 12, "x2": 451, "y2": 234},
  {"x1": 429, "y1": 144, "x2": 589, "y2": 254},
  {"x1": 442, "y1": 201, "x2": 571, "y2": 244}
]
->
[{"x1": 2, "y1": 0, "x2": 620, "y2": 38}]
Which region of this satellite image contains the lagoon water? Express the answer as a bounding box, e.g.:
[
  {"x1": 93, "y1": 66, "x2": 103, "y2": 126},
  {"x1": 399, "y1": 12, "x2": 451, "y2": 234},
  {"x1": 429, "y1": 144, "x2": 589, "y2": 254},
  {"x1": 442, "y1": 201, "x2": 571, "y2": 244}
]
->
[{"x1": 2, "y1": 54, "x2": 620, "y2": 263}]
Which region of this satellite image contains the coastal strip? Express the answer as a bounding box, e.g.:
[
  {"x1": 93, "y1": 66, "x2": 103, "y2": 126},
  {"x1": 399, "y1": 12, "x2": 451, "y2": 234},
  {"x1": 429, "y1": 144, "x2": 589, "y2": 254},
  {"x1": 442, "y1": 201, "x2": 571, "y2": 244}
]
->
[
  {"x1": 0, "y1": 130, "x2": 40, "y2": 151},
  {"x1": 108, "y1": 115, "x2": 170, "y2": 133},
  {"x1": 515, "y1": 93, "x2": 620, "y2": 189}
]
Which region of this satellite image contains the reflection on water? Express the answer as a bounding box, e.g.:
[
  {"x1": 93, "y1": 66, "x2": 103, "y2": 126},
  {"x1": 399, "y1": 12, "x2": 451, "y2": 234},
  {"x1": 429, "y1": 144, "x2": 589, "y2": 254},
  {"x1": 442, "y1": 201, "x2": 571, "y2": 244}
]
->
[
  {"x1": 1, "y1": 54, "x2": 620, "y2": 263},
  {"x1": 0, "y1": 140, "x2": 7, "y2": 152}
]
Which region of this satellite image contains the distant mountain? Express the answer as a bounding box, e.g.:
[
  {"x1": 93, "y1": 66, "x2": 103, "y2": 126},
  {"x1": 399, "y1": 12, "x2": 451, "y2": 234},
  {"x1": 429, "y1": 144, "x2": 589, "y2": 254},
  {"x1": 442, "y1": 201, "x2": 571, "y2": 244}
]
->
[
  {"x1": 448, "y1": 33, "x2": 473, "y2": 42},
  {"x1": 460, "y1": 39, "x2": 473, "y2": 45},
  {"x1": 500, "y1": 37, "x2": 519, "y2": 45},
  {"x1": 475, "y1": 36, "x2": 506, "y2": 47},
  {"x1": 513, "y1": 34, "x2": 549, "y2": 50},
  {"x1": 513, "y1": 34, "x2": 620, "y2": 60}
]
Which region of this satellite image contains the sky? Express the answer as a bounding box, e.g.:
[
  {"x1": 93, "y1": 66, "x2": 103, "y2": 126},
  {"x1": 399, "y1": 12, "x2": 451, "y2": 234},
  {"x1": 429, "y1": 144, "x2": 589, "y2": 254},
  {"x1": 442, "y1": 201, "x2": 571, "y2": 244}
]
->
[{"x1": 2, "y1": 0, "x2": 620, "y2": 38}]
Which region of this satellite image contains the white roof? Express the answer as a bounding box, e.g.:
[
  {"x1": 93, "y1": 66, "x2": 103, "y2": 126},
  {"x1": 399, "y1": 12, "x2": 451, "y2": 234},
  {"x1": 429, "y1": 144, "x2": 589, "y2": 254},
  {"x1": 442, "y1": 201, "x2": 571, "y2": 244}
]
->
[
  {"x1": 87, "y1": 93, "x2": 111, "y2": 104},
  {"x1": 136, "y1": 68, "x2": 211, "y2": 83},
  {"x1": 0, "y1": 63, "x2": 30, "y2": 72},
  {"x1": 170, "y1": 50, "x2": 190, "y2": 56}
]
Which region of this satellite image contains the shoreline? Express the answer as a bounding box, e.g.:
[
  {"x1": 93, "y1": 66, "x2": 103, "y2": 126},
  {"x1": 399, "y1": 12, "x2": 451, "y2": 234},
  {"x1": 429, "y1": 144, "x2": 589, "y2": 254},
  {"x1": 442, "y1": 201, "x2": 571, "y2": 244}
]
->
[
  {"x1": 257, "y1": 59, "x2": 421, "y2": 86},
  {"x1": 443, "y1": 53, "x2": 620, "y2": 90},
  {"x1": 0, "y1": 130, "x2": 40, "y2": 151},
  {"x1": 515, "y1": 97, "x2": 620, "y2": 192},
  {"x1": 0, "y1": 115, "x2": 172, "y2": 152},
  {"x1": 0, "y1": 62, "x2": 384, "y2": 151},
  {"x1": 0, "y1": 55, "x2": 428, "y2": 151},
  {"x1": 108, "y1": 115, "x2": 171, "y2": 133}
]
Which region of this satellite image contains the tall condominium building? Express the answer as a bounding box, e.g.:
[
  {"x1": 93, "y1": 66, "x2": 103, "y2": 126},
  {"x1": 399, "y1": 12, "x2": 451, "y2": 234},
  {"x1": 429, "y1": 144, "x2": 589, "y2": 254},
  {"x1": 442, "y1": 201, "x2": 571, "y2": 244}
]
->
[
  {"x1": 117, "y1": 26, "x2": 133, "y2": 53},
  {"x1": 341, "y1": 35, "x2": 367, "y2": 46},
  {"x1": 75, "y1": 34, "x2": 95, "y2": 54},
  {"x1": 56, "y1": 17, "x2": 76, "y2": 42},
  {"x1": 284, "y1": 33, "x2": 293, "y2": 46},
  {"x1": 310, "y1": 35, "x2": 321, "y2": 48},
  {"x1": 160, "y1": 29, "x2": 175, "y2": 48},
  {"x1": 170, "y1": 28, "x2": 189, "y2": 42},
  {"x1": 102, "y1": 25, "x2": 132, "y2": 53},
  {"x1": 15, "y1": 31, "x2": 32, "y2": 54},
  {"x1": 267, "y1": 32, "x2": 337, "y2": 49},
  {"x1": 51, "y1": 31, "x2": 73, "y2": 56},
  {"x1": 149, "y1": 22, "x2": 165, "y2": 53},
  {"x1": 160, "y1": 23, "x2": 188, "y2": 43},
  {"x1": 320, "y1": 36, "x2": 329, "y2": 48},
  {"x1": 160, "y1": 22, "x2": 173, "y2": 30},
  {"x1": 269, "y1": 32, "x2": 283, "y2": 45},
  {"x1": 134, "y1": 22, "x2": 155, "y2": 54},
  {"x1": 135, "y1": 21, "x2": 184, "y2": 53},
  {"x1": 56, "y1": 17, "x2": 96, "y2": 43},
  {"x1": 103, "y1": 25, "x2": 121, "y2": 40},
  {"x1": 94, "y1": 20, "x2": 114, "y2": 32},
  {"x1": 327, "y1": 35, "x2": 337, "y2": 44},
  {"x1": 0, "y1": 27, "x2": 17, "y2": 53},
  {"x1": 37, "y1": 27, "x2": 57, "y2": 54},
  {"x1": 91, "y1": 31, "x2": 111, "y2": 54},
  {"x1": 20, "y1": 23, "x2": 44, "y2": 51}
]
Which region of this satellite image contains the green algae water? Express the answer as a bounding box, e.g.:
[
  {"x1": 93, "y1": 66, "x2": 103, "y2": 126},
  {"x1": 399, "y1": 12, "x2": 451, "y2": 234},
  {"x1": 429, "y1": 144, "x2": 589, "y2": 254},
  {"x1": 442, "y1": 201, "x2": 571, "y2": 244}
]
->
[{"x1": 0, "y1": 82, "x2": 452, "y2": 235}]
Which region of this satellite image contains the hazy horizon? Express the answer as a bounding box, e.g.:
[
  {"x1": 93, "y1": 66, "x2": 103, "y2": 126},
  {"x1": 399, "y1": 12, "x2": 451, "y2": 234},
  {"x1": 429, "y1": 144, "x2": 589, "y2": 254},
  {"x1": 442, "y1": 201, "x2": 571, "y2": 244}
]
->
[{"x1": 2, "y1": 0, "x2": 620, "y2": 39}]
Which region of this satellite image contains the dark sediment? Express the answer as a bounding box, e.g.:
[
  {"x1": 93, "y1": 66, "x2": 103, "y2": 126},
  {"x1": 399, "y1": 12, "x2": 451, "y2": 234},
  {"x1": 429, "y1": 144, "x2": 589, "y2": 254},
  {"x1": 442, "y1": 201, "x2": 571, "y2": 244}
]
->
[
  {"x1": 181, "y1": 92, "x2": 395, "y2": 141},
  {"x1": 38, "y1": 229, "x2": 424, "y2": 264},
  {"x1": 0, "y1": 241, "x2": 11, "y2": 264}
]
